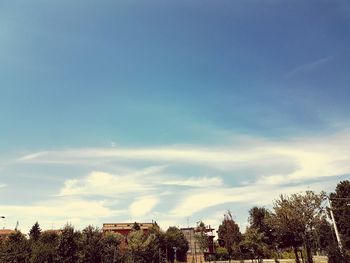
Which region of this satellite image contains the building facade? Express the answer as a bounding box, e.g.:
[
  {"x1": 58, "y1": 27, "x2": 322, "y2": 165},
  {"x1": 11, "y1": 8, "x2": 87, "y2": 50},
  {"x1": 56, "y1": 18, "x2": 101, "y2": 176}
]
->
[
  {"x1": 102, "y1": 222, "x2": 155, "y2": 239},
  {"x1": 181, "y1": 224, "x2": 215, "y2": 263}
]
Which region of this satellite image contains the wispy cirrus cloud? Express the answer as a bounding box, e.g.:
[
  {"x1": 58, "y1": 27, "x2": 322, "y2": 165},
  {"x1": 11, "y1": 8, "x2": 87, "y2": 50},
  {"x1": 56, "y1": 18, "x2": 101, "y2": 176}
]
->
[
  {"x1": 4, "y1": 129, "x2": 350, "y2": 232},
  {"x1": 286, "y1": 55, "x2": 334, "y2": 79}
]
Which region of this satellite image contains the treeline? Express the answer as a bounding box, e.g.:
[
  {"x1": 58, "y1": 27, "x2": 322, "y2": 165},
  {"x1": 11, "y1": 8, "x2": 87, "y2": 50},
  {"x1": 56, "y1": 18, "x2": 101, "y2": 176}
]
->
[
  {"x1": 0, "y1": 223, "x2": 188, "y2": 263},
  {"x1": 215, "y1": 180, "x2": 350, "y2": 263},
  {"x1": 0, "y1": 180, "x2": 349, "y2": 263}
]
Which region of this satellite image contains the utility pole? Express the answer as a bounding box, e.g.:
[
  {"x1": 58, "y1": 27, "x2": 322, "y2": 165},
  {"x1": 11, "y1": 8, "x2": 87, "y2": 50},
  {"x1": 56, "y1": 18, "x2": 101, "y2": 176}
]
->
[{"x1": 327, "y1": 197, "x2": 343, "y2": 252}]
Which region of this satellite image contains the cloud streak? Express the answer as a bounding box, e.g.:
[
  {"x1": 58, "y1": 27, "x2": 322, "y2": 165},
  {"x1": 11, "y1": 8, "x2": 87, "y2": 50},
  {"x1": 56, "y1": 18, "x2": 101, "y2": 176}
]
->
[{"x1": 4, "y1": 129, "x2": 350, "y2": 232}]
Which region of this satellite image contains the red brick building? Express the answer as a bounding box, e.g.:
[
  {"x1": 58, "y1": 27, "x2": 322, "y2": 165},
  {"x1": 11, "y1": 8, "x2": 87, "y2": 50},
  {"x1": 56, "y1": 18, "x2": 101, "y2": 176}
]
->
[{"x1": 102, "y1": 222, "x2": 155, "y2": 238}]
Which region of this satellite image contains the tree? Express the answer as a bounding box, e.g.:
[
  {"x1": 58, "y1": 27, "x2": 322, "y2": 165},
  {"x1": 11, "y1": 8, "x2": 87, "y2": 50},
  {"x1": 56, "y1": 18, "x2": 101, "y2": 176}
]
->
[
  {"x1": 101, "y1": 232, "x2": 123, "y2": 263},
  {"x1": 57, "y1": 224, "x2": 81, "y2": 263},
  {"x1": 128, "y1": 230, "x2": 160, "y2": 263},
  {"x1": 165, "y1": 226, "x2": 189, "y2": 263},
  {"x1": 30, "y1": 231, "x2": 59, "y2": 263},
  {"x1": 79, "y1": 226, "x2": 103, "y2": 263},
  {"x1": 29, "y1": 222, "x2": 42, "y2": 243},
  {"x1": 217, "y1": 211, "x2": 242, "y2": 261},
  {"x1": 0, "y1": 231, "x2": 30, "y2": 263},
  {"x1": 247, "y1": 207, "x2": 276, "y2": 259},
  {"x1": 194, "y1": 221, "x2": 209, "y2": 258},
  {"x1": 132, "y1": 222, "x2": 141, "y2": 231},
  {"x1": 313, "y1": 216, "x2": 345, "y2": 263},
  {"x1": 330, "y1": 180, "x2": 350, "y2": 251},
  {"x1": 215, "y1": 247, "x2": 229, "y2": 261},
  {"x1": 240, "y1": 227, "x2": 267, "y2": 262},
  {"x1": 271, "y1": 191, "x2": 326, "y2": 263}
]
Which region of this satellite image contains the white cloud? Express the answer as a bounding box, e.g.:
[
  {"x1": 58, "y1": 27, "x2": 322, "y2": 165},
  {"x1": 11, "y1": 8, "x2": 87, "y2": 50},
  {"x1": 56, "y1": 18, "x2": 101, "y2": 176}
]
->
[
  {"x1": 161, "y1": 176, "x2": 222, "y2": 187},
  {"x1": 129, "y1": 196, "x2": 159, "y2": 218},
  {"x1": 286, "y1": 55, "x2": 334, "y2": 78},
  {"x1": 59, "y1": 171, "x2": 153, "y2": 197},
  {"x1": 5, "y1": 130, "x2": 350, "y2": 233},
  {"x1": 0, "y1": 198, "x2": 124, "y2": 232}
]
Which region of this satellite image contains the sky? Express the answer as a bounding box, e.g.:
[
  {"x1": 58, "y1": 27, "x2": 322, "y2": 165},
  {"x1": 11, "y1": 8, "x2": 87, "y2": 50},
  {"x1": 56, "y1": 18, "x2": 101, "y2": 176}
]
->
[{"x1": 0, "y1": 0, "x2": 350, "y2": 233}]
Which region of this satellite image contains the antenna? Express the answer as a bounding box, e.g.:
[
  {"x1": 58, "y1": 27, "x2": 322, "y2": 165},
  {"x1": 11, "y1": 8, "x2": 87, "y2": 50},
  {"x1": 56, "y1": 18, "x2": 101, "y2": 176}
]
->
[{"x1": 15, "y1": 221, "x2": 19, "y2": 231}]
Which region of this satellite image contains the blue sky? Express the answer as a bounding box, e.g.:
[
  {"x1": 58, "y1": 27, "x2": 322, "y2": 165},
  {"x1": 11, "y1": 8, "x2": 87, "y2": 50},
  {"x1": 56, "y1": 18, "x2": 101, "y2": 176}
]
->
[{"x1": 0, "y1": 0, "x2": 350, "y2": 232}]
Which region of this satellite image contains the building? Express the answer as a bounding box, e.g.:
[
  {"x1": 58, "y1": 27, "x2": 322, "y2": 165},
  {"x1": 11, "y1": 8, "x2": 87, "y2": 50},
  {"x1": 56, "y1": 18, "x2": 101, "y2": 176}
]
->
[
  {"x1": 0, "y1": 229, "x2": 16, "y2": 239},
  {"x1": 181, "y1": 224, "x2": 215, "y2": 263},
  {"x1": 102, "y1": 222, "x2": 155, "y2": 239}
]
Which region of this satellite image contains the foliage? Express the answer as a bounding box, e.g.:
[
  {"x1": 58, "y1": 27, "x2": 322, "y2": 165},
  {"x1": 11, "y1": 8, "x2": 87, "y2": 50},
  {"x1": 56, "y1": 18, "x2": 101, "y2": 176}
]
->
[
  {"x1": 270, "y1": 191, "x2": 326, "y2": 263},
  {"x1": 0, "y1": 231, "x2": 30, "y2": 263},
  {"x1": 132, "y1": 222, "x2": 141, "y2": 231},
  {"x1": 29, "y1": 221, "x2": 41, "y2": 243},
  {"x1": 101, "y1": 232, "x2": 123, "y2": 263},
  {"x1": 240, "y1": 227, "x2": 268, "y2": 261},
  {"x1": 57, "y1": 224, "x2": 81, "y2": 263},
  {"x1": 217, "y1": 211, "x2": 242, "y2": 260},
  {"x1": 79, "y1": 225, "x2": 103, "y2": 263},
  {"x1": 215, "y1": 246, "x2": 229, "y2": 261},
  {"x1": 248, "y1": 207, "x2": 275, "y2": 246},
  {"x1": 330, "y1": 180, "x2": 350, "y2": 250},
  {"x1": 30, "y1": 231, "x2": 59, "y2": 263},
  {"x1": 165, "y1": 226, "x2": 189, "y2": 263},
  {"x1": 128, "y1": 230, "x2": 161, "y2": 263},
  {"x1": 194, "y1": 221, "x2": 209, "y2": 254}
]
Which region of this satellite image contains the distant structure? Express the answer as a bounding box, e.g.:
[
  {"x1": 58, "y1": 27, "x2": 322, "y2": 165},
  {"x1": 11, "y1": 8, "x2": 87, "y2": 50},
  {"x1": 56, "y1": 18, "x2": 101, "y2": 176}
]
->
[
  {"x1": 181, "y1": 223, "x2": 215, "y2": 263},
  {"x1": 102, "y1": 222, "x2": 155, "y2": 239},
  {"x1": 0, "y1": 229, "x2": 15, "y2": 239}
]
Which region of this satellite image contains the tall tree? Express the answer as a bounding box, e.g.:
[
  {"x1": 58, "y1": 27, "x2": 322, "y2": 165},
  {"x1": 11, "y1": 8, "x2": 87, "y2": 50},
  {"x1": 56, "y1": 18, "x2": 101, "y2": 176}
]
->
[
  {"x1": 57, "y1": 224, "x2": 81, "y2": 263},
  {"x1": 29, "y1": 222, "x2": 42, "y2": 243},
  {"x1": 271, "y1": 191, "x2": 326, "y2": 263},
  {"x1": 127, "y1": 230, "x2": 161, "y2": 263},
  {"x1": 248, "y1": 207, "x2": 275, "y2": 247},
  {"x1": 194, "y1": 221, "x2": 209, "y2": 257},
  {"x1": 0, "y1": 231, "x2": 30, "y2": 263},
  {"x1": 79, "y1": 226, "x2": 103, "y2": 263},
  {"x1": 101, "y1": 232, "x2": 123, "y2": 263},
  {"x1": 217, "y1": 211, "x2": 242, "y2": 261},
  {"x1": 240, "y1": 227, "x2": 267, "y2": 262},
  {"x1": 330, "y1": 180, "x2": 350, "y2": 251},
  {"x1": 30, "y1": 231, "x2": 59, "y2": 263},
  {"x1": 165, "y1": 226, "x2": 189, "y2": 263}
]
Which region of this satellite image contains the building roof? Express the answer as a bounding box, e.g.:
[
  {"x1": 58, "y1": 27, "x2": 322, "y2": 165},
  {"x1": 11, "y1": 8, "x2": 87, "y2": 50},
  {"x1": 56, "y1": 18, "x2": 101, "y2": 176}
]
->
[
  {"x1": 0, "y1": 229, "x2": 15, "y2": 236},
  {"x1": 103, "y1": 222, "x2": 155, "y2": 231}
]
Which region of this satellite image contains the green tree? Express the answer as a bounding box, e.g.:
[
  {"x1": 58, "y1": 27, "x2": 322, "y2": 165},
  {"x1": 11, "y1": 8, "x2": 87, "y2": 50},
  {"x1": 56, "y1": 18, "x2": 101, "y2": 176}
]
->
[
  {"x1": 147, "y1": 225, "x2": 167, "y2": 262},
  {"x1": 215, "y1": 246, "x2": 229, "y2": 261},
  {"x1": 165, "y1": 226, "x2": 189, "y2": 263},
  {"x1": 30, "y1": 231, "x2": 59, "y2": 263},
  {"x1": 247, "y1": 207, "x2": 276, "y2": 259},
  {"x1": 217, "y1": 211, "x2": 242, "y2": 261},
  {"x1": 194, "y1": 221, "x2": 209, "y2": 257},
  {"x1": 330, "y1": 180, "x2": 350, "y2": 251},
  {"x1": 57, "y1": 224, "x2": 81, "y2": 263},
  {"x1": 101, "y1": 232, "x2": 123, "y2": 263},
  {"x1": 29, "y1": 222, "x2": 42, "y2": 243},
  {"x1": 271, "y1": 191, "x2": 326, "y2": 263},
  {"x1": 79, "y1": 225, "x2": 103, "y2": 263},
  {"x1": 128, "y1": 230, "x2": 160, "y2": 263},
  {"x1": 0, "y1": 231, "x2": 30, "y2": 263},
  {"x1": 240, "y1": 227, "x2": 267, "y2": 262}
]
